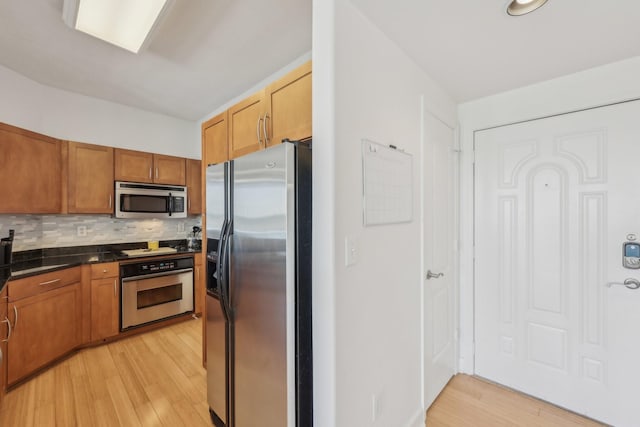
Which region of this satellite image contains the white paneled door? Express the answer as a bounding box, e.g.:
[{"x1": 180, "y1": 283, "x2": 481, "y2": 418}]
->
[
  {"x1": 475, "y1": 100, "x2": 640, "y2": 426},
  {"x1": 423, "y1": 112, "x2": 456, "y2": 409}
]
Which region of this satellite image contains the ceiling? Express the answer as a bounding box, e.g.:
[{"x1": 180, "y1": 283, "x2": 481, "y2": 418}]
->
[
  {"x1": 0, "y1": 0, "x2": 312, "y2": 121},
  {"x1": 1, "y1": 1, "x2": 639, "y2": 122},
  {"x1": 351, "y1": 0, "x2": 640, "y2": 103}
]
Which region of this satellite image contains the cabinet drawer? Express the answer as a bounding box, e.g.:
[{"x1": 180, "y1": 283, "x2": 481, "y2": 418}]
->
[
  {"x1": 9, "y1": 267, "x2": 81, "y2": 301},
  {"x1": 90, "y1": 262, "x2": 119, "y2": 279}
]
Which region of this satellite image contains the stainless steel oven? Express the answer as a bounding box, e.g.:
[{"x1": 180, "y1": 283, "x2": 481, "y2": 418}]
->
[{"x1": 120, "y1": 256, "x2": 194, "y2": 330}]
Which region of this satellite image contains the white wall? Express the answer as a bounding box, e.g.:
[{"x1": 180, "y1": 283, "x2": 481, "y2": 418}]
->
[
  {"x1": 0, "y1": 64, "x2": 199, "y2": 158},
  {"x1": 457, "y1": 55, "x2": 640, "y2": 374},
  {"x1": 313, "y1": 1, "x2": 456, "y2": 425}
]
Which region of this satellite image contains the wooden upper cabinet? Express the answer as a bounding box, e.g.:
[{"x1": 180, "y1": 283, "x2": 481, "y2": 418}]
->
[
  {"x1": 203, "y1": 111, "x2": 228, "y2": 165},
  {"x1": 154, "y1": 154, "x2": 186, "y2": 185},
  {"x1": 186, "y1": 159, "x2": 202, "y2": 215},
  {"x1": 115, "y1": 149, "x2": 186, "y2": 185},
  {"x1": 114, "y1": 149, "x2": 154, "y2": 183},
  {"x1": 266, "y1": 61, "x2": 312, "y2": 146},
  {"x1": 67, "y1": 142, "x2": 114, "y2": 214},
  {"x1": 228, "y1": 90, "x2": 266, "y2": 159},
  {"x1": 0, "y1": 123, "x2": 62, "y2": 213},
  {"x1": 202, "y1": 61, "x2": 312, "y2": 167}
]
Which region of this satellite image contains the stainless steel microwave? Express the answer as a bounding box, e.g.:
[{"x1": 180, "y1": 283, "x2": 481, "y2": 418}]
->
[{"x1": 115, "y1": 181, "x2": 187, "y2": 219}]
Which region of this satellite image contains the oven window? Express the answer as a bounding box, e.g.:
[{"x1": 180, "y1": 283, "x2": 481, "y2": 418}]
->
[
  {"x1": 121, "y1": 194, "x2": 168, "y2": 213},
  {"x1": 137, "y1": 283, "x2": 183, "y2": 309}
]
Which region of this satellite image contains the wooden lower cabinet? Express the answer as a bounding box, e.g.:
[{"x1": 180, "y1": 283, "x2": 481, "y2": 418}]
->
[
  {"x1": 90, "y1": 262, "x2": 120, "y2": 341},
  {"x1": 194, "y1": 253, "x2": 204, "y2": 316},
  {"x1": 0, "y1": 286, "x2": 7, "y2": 405},
  {"x1": 7, "y1": 281, "x2": 82, "y2": 385},
  {"x1": 91, "y1": 277, "x2": 120, "y2": 341}
]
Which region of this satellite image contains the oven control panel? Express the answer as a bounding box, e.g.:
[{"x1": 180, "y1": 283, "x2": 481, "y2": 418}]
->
[
  {"x1": 142, "y1": 261, "x2": 176, "y2": 272},
  {"x1": 120, "y1": 256, "x2": 194, "y2": 278}
]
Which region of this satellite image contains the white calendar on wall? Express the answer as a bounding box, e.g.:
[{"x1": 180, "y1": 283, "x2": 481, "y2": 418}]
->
[{"x1": 361, "y1": 139, "x2": 413, "y2": 226}]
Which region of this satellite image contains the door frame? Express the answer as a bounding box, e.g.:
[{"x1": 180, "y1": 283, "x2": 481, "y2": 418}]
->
[{"x1": 458, "y1": 91, "x2": 640, "y2": 375}]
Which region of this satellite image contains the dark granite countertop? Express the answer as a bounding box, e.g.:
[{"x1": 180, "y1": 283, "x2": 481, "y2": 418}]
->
[{"x1": 6, "y1": 240, "x2": 202, "y2": 283}]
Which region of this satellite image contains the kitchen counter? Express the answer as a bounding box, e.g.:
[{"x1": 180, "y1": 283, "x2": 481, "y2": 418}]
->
[{"x1": 7, "y1": 240, "x2": 202, "y2": 281}]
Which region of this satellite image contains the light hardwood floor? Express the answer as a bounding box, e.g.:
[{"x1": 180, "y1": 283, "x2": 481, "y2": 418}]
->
[
  {"x1": 426, "y1": 374, "x2": 606, "y2": 427},
  {"x1": 0, "y1": 317, "x2": 210, "y2": 427},
  {"x1": 1, "y1": 319, "x2": 606, "y2": 427}
]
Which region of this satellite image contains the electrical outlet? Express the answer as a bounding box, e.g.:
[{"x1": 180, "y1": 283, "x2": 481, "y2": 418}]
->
[
  {"x1": 77, "y1": 226, "x2": 87, "y2": 237},
  {"x1": 177, "y1": 222, "x2": 185, "y2": 233}
]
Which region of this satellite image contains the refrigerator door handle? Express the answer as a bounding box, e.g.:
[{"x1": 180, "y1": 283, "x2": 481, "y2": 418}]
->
[
  {"x1": 217, "y1": 219, "x2": 230, "y2": 321},
  {"x1": 218, "y1": 219, "x2": 233, "y2": 321}
]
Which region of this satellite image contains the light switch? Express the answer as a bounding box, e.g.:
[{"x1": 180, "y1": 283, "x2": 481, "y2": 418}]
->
[{"x1": 345, "y1": 236, "x2": 357, "y2": 267}]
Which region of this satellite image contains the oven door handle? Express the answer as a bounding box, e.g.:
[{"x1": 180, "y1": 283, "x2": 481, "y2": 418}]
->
[{"x1": 121, "y1": 268, "x2": 194, "y2": 282}]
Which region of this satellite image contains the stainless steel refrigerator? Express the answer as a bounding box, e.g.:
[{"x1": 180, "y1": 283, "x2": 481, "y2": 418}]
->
[{"x1": 205, "y1": 141, "x2": 312, "y2": 427}]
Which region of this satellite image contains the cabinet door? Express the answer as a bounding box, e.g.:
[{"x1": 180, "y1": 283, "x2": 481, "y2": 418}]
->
[
  {"x1": 186, "y1": 159, "x2": 202, "y2": 215},
  {"x1": 7, "y1": 282, "x2": 82, "y2": 385},
  {"x1": 194, "y1": 253, "x2": 205, "y2": 315},
  {"x1": 0, "y1": 286, "x2": 7, "y2": 405},
  {"x1": 114, "y1": 148, "x2": 154, "y2": 183},
  {"x1": 203, "y1": 111, "x2": 228, "y2": 165},
  {"x1": 91, "y1": 277, "x2": 119, "y2": 341},
  {"x1": 0, "y1": 123, "x2": 62, "y2": 213},
  {"x1": 266, "y1": 61, "x2": 312, "y2": 146},
  {"x1": 68, "y1": 142, "x2": 114, "y2": 213},
  {"x1": 228, "y1": 90, "x2": 266, "y2": 159},
  {"x1": 153, "y1": 154, "x2": 186, "y2": 185}
]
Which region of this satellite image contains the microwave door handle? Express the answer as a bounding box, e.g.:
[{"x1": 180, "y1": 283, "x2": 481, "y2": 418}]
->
[{"x1": 168, "y1": 193, "x2": 173, "y2": 216}]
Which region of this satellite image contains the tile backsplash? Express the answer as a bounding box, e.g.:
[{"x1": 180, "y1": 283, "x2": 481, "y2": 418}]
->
[{"x1": 0, "y1": 215, "x2": 201, "y2": 251}]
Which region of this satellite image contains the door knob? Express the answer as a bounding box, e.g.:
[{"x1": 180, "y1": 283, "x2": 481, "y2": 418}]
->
[
  {"x1": 606, "y1": 278, "x2": 640, "y2": 290},
  {"x1": 426, "y1": 270, "x2": 444, "y2": 280}
]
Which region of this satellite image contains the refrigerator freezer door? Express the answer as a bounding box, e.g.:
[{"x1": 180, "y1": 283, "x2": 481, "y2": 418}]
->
[
  {"x1": 231, "y1": 143, "x2": 295, "y2": 427},
  {"x1": 206, "y1": 162, "x2": 230, "y2": 425},
  {"x1": 206, "y1": 293, "x2": 227, "y2": 426}
]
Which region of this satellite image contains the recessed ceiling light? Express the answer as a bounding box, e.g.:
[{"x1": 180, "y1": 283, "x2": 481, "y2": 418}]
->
[
  {"x1": 62, "y1": 0, "x2": 171, "y2": 53},
  {"x1": 506, "y1": 0, "x2": 548, "y2": 16}
]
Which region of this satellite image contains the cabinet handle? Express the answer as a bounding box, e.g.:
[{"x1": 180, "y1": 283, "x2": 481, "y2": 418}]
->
[
  {"x1": 39, "y1": 278, "x2": 61, "y2": 286},
  {"x1": 149, "y1": 167, "x2": 153, "y2": 179},
  {"x1": 114, "y1": 279, "x2": 117, "y2": 298},
  {"x1": 13, "y1": 306, "x2": 18, "y2": 330},
  {"x1": 108, "y1": 194, "x2": 112, "y2": 209},
  {"x1": 155, "y1": 168, "x2": 159, "y2": 179},
  {"x1": 263, "y1": 113, "x2": 270, "y2": 146},
  {"x1": 196, "y1": 266, "x2": 200, "y2": 280},
  {"x1": 256, "y1": 116, "x2": 263, "y2": 147},
  {"x1": 1, "y1": 317, "x2": 11, "y2": 343}
]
